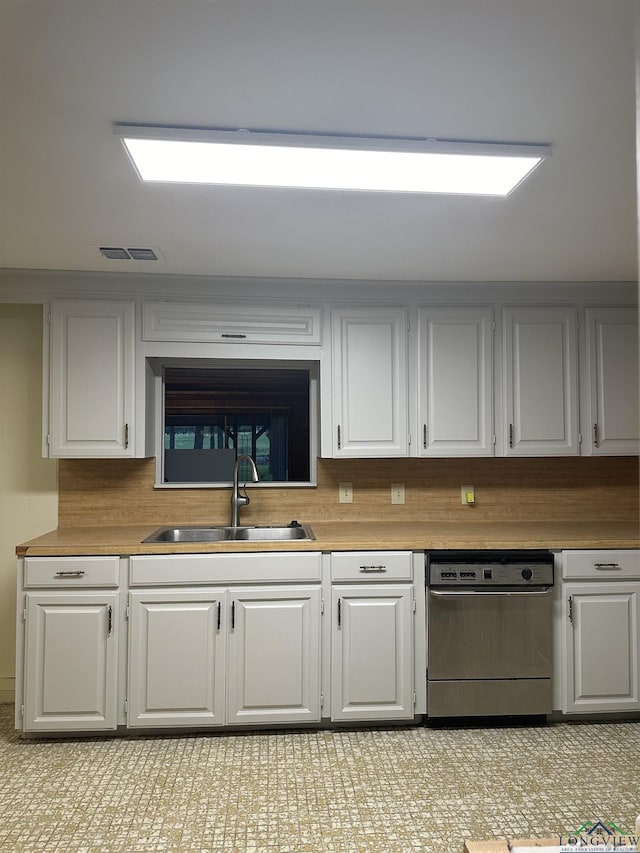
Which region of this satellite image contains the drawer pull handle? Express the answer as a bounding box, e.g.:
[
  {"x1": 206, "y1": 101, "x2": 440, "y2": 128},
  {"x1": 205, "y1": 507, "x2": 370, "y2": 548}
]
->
[
  {"x1": 359, "y1": 565, "x2": 387, "y2": 572},
  {"x1": 55, "y1": 570, "x2": 85, "y2": 578},
  {"x1": 594, "y1": 562, "x2": 621, "y2": 569},
  {"x1": 221, "y1": 333, "x2": 247, "y2": 339}
]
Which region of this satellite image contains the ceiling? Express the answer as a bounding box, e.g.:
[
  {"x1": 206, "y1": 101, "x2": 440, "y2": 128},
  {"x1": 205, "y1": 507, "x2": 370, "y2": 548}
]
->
[{"x1": 0, "y1": 0, "x2": 637, "y2": 284}]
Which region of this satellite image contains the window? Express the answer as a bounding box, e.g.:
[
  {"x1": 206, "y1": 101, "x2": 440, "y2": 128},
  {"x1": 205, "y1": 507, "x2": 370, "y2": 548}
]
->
[{"x1": 159, "y1": 364, "x2": 316, "y2": 485}]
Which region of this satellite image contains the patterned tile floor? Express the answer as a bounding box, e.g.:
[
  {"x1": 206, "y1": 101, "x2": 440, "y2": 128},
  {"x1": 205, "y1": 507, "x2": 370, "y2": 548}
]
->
[{"x1": 0, "y1": 705, "x2": 638, "y2": 852}]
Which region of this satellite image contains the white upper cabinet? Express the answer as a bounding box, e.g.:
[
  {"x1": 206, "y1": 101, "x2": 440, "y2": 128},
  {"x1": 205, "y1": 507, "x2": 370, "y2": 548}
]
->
[
  {"x1": 581, "y1": 307, "x2": 639, "y2": 456},
  {"x1": 417, "y1": 307, "x2": 493, "y2": 456},
  {"x1": 142, "y1": 301, "x2": 322, "y2": 345},
  {"x1": 502, "y1": 307, "x2": 579, "y2": 456},
  {"x1": 48, "y1": 300, "x2": 135, "y2": 457},
  {"x1": 331, "y1": 307, "x2": 408, "y2": 457}
]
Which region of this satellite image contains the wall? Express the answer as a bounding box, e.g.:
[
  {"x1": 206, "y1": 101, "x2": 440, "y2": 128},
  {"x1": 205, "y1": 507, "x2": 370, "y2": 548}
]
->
[
  {"x1": 0, "y1": 306, "x2": 58, "y2": 702},
  {"x1": 58, "y1": 455, "x2": 639, "y2": 527}
]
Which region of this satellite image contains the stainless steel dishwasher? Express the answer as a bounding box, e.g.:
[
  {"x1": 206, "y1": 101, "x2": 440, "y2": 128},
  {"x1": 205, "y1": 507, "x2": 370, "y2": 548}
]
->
[{"x1": 427, "y1": 550, "x2": 554, "y2": 718}]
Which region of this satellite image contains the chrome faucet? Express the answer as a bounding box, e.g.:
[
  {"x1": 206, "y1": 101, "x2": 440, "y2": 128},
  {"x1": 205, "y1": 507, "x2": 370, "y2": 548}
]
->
[{"x1": 230, "y1": 454, "x2": 259, "y2": 526}]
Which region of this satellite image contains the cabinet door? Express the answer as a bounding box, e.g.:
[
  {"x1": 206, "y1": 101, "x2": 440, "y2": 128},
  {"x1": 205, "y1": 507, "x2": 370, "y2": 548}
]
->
[
  {"x1": 417, "y1": 307, "x2": 493, "y2": 456},
  {"x1": 227, "y1": 586, "x2": 321, "y2": 725},
  {"x1": 564, "y1": 583, "x2": 639, "y2": 713},
  {"x1": 143, "y1": 301, "x2": 322, "y2": 344},
  {"x1": 331, "y1": 308, "x2": 408, "y2": 456},
  {"x1": 23, "y1": 592, "x2": 118, "y2": 731},
  {"x1": 582, "y1": 307, "x2": 639, "y2": 455},
  {"x1": 331, "y1": 585, "x2": 414, "y2": 721},
  {"x1": 503, "y1": 307, "x2": 579, "y2": 455},
  {"x1": 127, "y1": 589, "x2": 226, "y2": 727},
  {"x1": 49, "y1": 300, "x2": 135, "y2": 457}
]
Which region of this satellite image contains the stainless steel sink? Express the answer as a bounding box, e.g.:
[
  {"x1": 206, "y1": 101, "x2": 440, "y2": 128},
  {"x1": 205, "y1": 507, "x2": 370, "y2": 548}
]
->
[
  {"x1": 142, "y1": 523, "x2": 314, "y2": 543},
  {"x1": 232, "y1": 526, "x2": 313, "y2": 541}
]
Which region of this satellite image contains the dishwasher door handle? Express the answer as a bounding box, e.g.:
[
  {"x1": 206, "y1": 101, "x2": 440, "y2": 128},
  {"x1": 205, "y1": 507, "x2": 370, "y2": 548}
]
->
[{"x1": 429, "y1": 589, "x2": 551, "y2": 597}]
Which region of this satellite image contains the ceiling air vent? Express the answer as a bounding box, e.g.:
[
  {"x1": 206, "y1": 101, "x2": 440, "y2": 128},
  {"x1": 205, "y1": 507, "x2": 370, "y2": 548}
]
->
[
  {"x1": 127, "y1": 247, "x2": 158, "y2": 260},
  {"x1": 100, "y1": 246, "x2": 130, "y2": 260},
  {"x1": 99, "y1": 246, "x2": 159, "y2": 260}
]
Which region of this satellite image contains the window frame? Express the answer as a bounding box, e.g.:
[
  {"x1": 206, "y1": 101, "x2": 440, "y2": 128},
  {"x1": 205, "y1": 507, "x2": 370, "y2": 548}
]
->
[{"x1": 147, "y1": 357, "x2": 320, "y2": 488}]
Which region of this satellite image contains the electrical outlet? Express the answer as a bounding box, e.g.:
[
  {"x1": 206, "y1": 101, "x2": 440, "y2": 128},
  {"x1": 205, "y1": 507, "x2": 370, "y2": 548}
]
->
[
  {"x1": 339, "y1": 482, "x2": 353, "y2": 503},
  {"x1": 461, "y1": 485, "x2": 475, "y2": 506},
  {"x1": 391, "y1": 483, "x2": 405, "y2": 504}
]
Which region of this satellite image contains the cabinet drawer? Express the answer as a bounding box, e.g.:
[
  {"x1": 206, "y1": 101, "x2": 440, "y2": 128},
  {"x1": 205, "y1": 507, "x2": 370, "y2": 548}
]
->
[
  {"x1": 130, "y1": 552, "x2": 322, "y2": 585},
  {"x1": 331, "y1": 551, "x2": 413, "y2": 581},
  {"x1": 563, "y1": 550, "x2": 640, "y2": 580},
  {"x1": 24, "y1": 556, "x2": 120, "y2": 588}
]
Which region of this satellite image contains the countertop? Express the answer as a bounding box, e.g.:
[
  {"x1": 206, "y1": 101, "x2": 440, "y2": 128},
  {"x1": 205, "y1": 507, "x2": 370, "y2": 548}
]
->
[{"x1": 15, "y1": 520, "x2": 640, "y2": 556}]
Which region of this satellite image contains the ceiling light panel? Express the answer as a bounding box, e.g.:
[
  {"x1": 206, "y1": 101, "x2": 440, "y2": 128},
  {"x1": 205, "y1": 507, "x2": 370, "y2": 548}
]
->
[{"x1": 115, "y1": 125, "x2": 550, "y2": 197}]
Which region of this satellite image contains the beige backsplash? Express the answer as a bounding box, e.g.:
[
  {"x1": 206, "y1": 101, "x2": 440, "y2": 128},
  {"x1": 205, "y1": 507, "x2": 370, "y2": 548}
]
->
[{"x1": 57, "y1": 456, "x2": 639, "y2": 528}]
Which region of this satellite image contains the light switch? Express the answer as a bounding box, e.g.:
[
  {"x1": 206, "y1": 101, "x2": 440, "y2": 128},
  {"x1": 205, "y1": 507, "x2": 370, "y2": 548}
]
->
[
  {"x1": 391, "y1": 483, "x2": 405, "y2": 504},
  {"x1": 339, "y1": 482, "x2": 353, "y2": 503},
  {"x1": 461, "y1": 485, "x2": 475, "y2": 505}
]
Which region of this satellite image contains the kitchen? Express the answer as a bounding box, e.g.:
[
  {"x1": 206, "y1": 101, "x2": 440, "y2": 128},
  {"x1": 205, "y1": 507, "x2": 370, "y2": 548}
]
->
[{"x1": 1, "y1": 1, "x2": 639, "y2": 851}]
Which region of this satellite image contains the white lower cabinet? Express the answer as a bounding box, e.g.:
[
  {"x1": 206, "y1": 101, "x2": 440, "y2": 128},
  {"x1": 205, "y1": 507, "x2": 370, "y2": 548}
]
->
[
  {"x1": 227, "y1": 586, "x2": 321, "y2": 725},
  {"x1": 563, "y1": 583, "x2": 639, "y2": 713},
  {"x1": 17, "y1": 550, "x2": 428, "y2": 734},
  {"x1": 23, "y1": 591, "x2": 119, "y2": 732},
  {"x1": 127, "y1": 589, "x2": 226, "y2": 727},
  {"x1": 329, "y1": 551, "x2": 418, "y2": 722},
  {"x1": 560, "y1": 550, "x2": 640, "y2": 715},
  {"x1": 127, "y1": 583, "x2": 322, "y2": 728},
  {"x1": 331, "y1": 584, "x2": 414, "y2": 721}
]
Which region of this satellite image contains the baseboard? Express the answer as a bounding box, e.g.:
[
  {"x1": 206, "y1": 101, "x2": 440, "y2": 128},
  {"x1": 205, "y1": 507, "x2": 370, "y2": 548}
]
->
[{"x1": 0, "y1": 677, "x2": 15, "y2": 705}]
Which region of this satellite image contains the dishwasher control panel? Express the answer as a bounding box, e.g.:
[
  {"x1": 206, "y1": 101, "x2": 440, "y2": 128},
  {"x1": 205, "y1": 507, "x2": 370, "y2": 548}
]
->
[{"x1": 428, "y1": 550, "x2": 554, "y2": 587}]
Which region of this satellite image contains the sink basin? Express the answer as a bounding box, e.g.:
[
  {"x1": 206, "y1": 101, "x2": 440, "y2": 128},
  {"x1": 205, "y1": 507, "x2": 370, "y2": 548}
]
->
[
  {"x1": 232, "y1": 526, "x2": 313, "y2": 541},
  {"x1": 143, "y1": 524, "x2": 315, "y2": 544}
]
